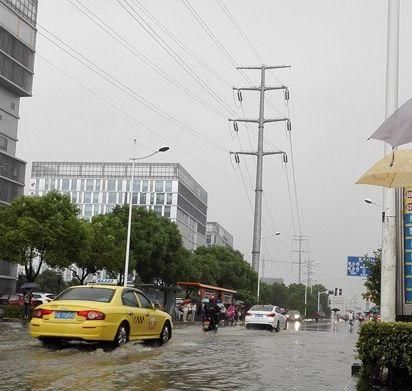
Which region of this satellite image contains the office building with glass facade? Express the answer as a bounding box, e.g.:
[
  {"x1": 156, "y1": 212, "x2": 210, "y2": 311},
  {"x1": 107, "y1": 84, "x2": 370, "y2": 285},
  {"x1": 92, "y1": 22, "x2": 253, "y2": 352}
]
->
[
  {"x1": 0, "y1": 0, "x2": 37, "y2": 294},
  {"x1": 206, "y1": 222, "x2": 233, "y2": 248},
  {"x1": 30, "y1": 162, "x2": 208, "y2": 252}
]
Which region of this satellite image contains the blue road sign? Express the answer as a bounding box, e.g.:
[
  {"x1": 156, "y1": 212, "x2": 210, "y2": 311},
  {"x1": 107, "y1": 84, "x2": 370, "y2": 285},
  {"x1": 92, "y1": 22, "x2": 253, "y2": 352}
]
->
[{"x1": 347, "y1": 256, "x2": 376, "y2": 277}]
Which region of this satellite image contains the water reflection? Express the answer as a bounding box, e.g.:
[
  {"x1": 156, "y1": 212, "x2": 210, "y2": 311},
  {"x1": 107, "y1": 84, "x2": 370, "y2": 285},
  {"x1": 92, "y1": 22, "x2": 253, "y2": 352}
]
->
[{"x1": 0, "y1": 322, "x2": 358, "y2": 391}]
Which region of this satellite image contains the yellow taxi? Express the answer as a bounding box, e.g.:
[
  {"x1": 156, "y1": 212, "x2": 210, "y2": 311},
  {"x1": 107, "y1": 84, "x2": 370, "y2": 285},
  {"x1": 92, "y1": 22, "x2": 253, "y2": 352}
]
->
[{"x1": 29, "y1": 280, "x2": 172, "y2": 347}]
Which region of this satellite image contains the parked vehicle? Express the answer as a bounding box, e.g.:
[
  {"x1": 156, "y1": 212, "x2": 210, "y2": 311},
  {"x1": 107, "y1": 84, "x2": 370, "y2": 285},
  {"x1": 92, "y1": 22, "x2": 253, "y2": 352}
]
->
[
  {"x1": 245, "y1": 305, "x2": 287, "y2": 332},
  {"x1": 0, "y1": 293, "x2": 41, "y2": 306},
  {"x1": 32, "y1": 292, "x2": 56, "y2": 304}
]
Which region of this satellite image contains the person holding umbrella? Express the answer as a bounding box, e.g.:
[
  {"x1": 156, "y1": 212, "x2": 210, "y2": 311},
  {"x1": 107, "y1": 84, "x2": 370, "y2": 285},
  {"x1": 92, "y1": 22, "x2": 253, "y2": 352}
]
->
[
  {"x1": 23, "y1": 288, "x2": 33, "y2": 320},
  {"x1": 20, "y1": 282, "x2": 38, "y2": 320}
]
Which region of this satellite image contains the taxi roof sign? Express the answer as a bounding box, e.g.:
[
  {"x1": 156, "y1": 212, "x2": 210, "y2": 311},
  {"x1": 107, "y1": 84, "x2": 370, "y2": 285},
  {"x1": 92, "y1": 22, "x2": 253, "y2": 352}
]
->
[{"x1": 87, "y1": 278, "x2": 118, "y2": 285}]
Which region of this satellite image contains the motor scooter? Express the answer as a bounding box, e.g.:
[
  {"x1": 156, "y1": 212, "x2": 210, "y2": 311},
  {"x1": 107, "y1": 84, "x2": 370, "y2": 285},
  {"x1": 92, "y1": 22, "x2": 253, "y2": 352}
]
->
[{"x1": 202, "y1": 314, "x2": 219, "y2": 332}]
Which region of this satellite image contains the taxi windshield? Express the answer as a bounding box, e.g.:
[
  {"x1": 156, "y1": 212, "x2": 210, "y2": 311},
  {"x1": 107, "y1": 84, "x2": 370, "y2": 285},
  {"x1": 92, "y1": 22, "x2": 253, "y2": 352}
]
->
[{"x1": 54, "y1": 287, "x2": 115, "y2": 303}]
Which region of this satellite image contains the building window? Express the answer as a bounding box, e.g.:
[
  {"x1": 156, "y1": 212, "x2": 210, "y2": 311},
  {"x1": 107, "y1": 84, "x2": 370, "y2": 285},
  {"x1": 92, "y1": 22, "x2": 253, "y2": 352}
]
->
[
  {"x1": 150, "y1": 193, "x2": 155, "y2": 205},
  {"x1": 84, "y1": 192, "x2": 92, "y2": 204},
  {"x1": 154, "y1": 205, "x2": 162, "y2": 215},
  {"x1": 108, "y1": 192, "x2": 117, "y2": 204},
  {"x1": 84, "y1": 204, "x2": 92, "y2": 218},
  {"x1": 156, "y1": 193, "x2": 165, "y2": 205},
  {"x1": 92, "y1": 192, "x2": 99, "y2": 204},
  {"x1": 107, "y1": 179, "x2": 116, "y2": 191},
  {"x1": 62, "y1": 179, "x2": 70, "y2": 191},
  {"x1": 206, "y1": 235, "x2": 212, "y2": 244},
  {"x1": 140, "y1": 193, "x2": 146, "y2": 204},
  {"x1": 95, "y1": 180, "x2": 101, "y2": 191},
  {"x1": 133, "y1": 180, "x2": 140, "y2": 192},
  {"x1": 0, "y1": 135, "x2": 8, "y2": 151},
  {"x1": 86, "y1": 179, "x2": 94, "y2": 191},
  {"x1": 165, "y1": 180, "x2": 172, "y2": 192},
  {"x1": 164, "y1": 206, "x2": 171, "y2": 218},
  {"x1": 71, "y1": 192, "x2": 78, "y2": 203},
  {"x1": 132, "y1": 193, "x2": 138, "y2": 205},
  {"x1": 155, "y1": 180, "x2": 164, "y2": 192},
  {"x1": 141, "y1": 180, "x2": 148, "y2": 192},
  {"x1": 70, "y1": 179, "x2": 77, "y2": 191}
]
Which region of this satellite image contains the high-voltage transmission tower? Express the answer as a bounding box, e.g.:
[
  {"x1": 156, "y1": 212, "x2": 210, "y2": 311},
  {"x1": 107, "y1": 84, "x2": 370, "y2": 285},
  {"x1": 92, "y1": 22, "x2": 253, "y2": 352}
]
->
[
  {"x1": 292, "y1": 235, "x2": 309, "y2": 283},
  {"x1": 229, "y1": 65, "x2": 290, "y2": 273}
]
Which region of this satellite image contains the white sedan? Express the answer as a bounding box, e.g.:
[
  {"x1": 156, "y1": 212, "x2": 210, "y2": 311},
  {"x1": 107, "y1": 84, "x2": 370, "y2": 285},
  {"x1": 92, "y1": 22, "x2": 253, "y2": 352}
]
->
[{"x1": 245, "y1": 305, "x2": 288, "y2": 332}]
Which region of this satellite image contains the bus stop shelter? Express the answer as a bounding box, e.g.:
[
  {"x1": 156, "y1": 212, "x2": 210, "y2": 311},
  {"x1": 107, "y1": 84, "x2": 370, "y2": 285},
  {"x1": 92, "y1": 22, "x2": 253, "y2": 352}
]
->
[{"x1": 177, "y1": 282, "x2": 237, "y2": 304}]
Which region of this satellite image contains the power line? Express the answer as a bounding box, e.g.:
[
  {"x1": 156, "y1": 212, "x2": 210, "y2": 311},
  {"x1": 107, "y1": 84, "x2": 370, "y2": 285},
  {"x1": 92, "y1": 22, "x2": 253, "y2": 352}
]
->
[
  {"x1": 37, "y1": 54, "x2": 238, "y2": 183},
  {"x1": 129, "y1": 0, "x2": 232, "y2": 88},
  {"x1": 37, "y1": 25, "x2": 227, "y2": 152},
  {"x1": 117, "y1": 0, "x2": 237, "y2": 118},
  {"x1": 217, "y1": 0, "x2": 264, "y2": 63},
  {"x1": 67, "y1": 0, "x2": 228, "y2": 120}
]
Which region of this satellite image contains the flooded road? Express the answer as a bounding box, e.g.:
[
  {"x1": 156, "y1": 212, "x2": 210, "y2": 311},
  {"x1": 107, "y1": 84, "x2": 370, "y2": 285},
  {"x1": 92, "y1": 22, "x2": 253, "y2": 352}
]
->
[{"x1": 0, "y1": 320, "x2": 358, "y2": 390}]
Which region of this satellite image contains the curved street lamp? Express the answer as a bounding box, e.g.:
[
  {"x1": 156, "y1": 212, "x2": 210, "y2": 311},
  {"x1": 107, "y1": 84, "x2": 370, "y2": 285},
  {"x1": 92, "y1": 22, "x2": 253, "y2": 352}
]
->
[
  {"x1": 124, "y1": 145, "x2": 170, "y2": 287},
  {"x1": 364, "y1": 198, "x2": 383, "y2": 208}
]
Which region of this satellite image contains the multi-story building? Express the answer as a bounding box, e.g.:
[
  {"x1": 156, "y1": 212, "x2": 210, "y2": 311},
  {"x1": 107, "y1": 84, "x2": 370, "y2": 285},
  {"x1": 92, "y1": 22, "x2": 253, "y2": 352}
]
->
[
  {"x1": 30, "y1": 161, "x2": 208, "y2": 252},
  {"x1": 206, "y1": 221, "x2": 233, "y2": 248},
  {"x1": 0, "y1": 0, "x2": 37, "y2": 294}
]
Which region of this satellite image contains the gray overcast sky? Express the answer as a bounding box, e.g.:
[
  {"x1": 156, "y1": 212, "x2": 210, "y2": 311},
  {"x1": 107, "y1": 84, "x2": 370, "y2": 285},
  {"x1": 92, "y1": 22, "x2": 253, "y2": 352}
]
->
[{"x1": 17, "y1": 0, "x2": 412, "y2": 306}]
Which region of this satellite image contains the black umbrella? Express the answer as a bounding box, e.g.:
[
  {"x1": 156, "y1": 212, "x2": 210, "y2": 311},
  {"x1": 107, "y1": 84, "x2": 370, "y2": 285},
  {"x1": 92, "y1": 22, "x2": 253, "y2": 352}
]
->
[
  {"x1": 20, "y1": 282, "x2": 39, "y2": 290},
  {"x1": 331, "y1": 308, "x2": 340, "y2": 312}
]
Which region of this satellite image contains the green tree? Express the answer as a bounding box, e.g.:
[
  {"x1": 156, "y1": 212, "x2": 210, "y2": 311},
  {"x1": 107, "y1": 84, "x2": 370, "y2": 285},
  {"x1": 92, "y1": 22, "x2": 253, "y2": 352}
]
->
[
  {"x1": 193, "y1": 246, "x2": 258, "y2": 291},
  {"x1": 109, "y1": 205, "x2": 189, "y2": 286},
  {"x1": 0, "y1": 192, "x2": 82, "y2": 282},
  {"x1": 36, "y1": 269, "x2": 68, "y2": 294},
  {"x1": 87, "y1": 211, "x2": 127, "y2": 284},
  {"x1": 362, "y1": 249, "x2": 381, "y2": 305},
  {"x1": 286, "y1": 283, "x2": 306, "y2": 313}
]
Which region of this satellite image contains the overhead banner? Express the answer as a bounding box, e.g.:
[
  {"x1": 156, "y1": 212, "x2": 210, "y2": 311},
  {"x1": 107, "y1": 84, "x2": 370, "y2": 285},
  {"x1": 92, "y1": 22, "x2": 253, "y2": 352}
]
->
[
  {"x1": 347, "y1": 256, "x2": 376, "y2": 277},
  {"x1": 403, "y1": 189, "x2": 412, "y2": 304}
]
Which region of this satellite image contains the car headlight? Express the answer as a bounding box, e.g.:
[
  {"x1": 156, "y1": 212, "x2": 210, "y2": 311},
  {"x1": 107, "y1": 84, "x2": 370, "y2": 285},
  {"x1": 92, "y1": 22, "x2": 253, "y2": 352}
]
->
[{"x1": 294, "y1": 314, "x2": 299, "y2": 319}]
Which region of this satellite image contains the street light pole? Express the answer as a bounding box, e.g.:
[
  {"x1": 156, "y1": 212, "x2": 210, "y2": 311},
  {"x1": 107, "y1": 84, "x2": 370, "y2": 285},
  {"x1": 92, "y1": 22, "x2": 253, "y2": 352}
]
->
[{"x1": 123, "y1": 145, "x2": 169, "y2": 287}]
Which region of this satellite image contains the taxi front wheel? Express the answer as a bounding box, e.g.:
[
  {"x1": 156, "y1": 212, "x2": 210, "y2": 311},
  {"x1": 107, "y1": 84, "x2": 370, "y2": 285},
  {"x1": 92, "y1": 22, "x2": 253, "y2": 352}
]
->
[
  {"x1": 159, "y1": 322, "x2": 171, "y2": 345},
  {"x1": 114, "y1": 322, "x2": 129, "y2": 347}
]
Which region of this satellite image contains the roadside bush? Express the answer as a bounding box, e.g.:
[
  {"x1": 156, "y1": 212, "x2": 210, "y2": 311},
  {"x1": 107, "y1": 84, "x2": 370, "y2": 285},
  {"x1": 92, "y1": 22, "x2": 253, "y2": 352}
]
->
[
  {"x1": 0, "y1": 304, "x2": 35, "y2": 320},
  {"x1": 356, "y1": 321, "x2": 412, "y2": 389}
]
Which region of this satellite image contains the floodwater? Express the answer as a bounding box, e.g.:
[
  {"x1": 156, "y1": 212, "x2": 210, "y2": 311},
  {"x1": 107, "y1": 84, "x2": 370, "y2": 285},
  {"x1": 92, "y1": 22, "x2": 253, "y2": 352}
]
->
[{"x1": 0, "y1": 320, "x2": 358, "y2": 390}]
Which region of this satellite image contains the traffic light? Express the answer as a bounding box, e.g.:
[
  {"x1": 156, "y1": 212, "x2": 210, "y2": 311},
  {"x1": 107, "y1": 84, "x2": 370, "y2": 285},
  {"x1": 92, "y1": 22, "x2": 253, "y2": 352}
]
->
[
  {"x1": 334, "y1": 288, "x2": 338, "y2": 296},
  {"x1": 338, "y1": 288, "x2": 343, "y2": 296}
]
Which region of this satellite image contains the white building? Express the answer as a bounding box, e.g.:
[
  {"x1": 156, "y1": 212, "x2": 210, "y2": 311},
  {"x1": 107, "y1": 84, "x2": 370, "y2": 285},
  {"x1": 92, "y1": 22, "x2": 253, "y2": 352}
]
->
[{"x1": 30, "y1": 161, "x2": 208, "y2": 251}]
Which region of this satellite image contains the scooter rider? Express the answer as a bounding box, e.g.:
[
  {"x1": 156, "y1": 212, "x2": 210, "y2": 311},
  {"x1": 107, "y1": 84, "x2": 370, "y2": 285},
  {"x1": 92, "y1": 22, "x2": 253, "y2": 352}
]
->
[{"x1": 204, "y1": 296, "x2": 220, "y2": 330}]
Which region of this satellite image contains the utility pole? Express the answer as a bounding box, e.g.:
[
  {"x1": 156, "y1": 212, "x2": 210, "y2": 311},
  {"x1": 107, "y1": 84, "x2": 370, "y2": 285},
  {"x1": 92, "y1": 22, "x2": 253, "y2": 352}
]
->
[
  {"x1": 292, "y1": 235, "x2": 308, "y2": 283},
  {"x1": 230, "y1": 65, "x2": 290, "y2": 273},
  {"x1": 381, "y1": 0, "x2": 399, "y2": 322}
]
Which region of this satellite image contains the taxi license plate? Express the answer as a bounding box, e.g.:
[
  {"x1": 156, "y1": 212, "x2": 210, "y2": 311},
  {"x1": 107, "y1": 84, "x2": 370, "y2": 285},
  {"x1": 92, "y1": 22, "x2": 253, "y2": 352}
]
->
[
  {"x1": 255, "y1": 314, "x2": 263, "y2": 318},
  {"x1": 55, "y1": 311, "x2": 75, "y2": 319}
]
